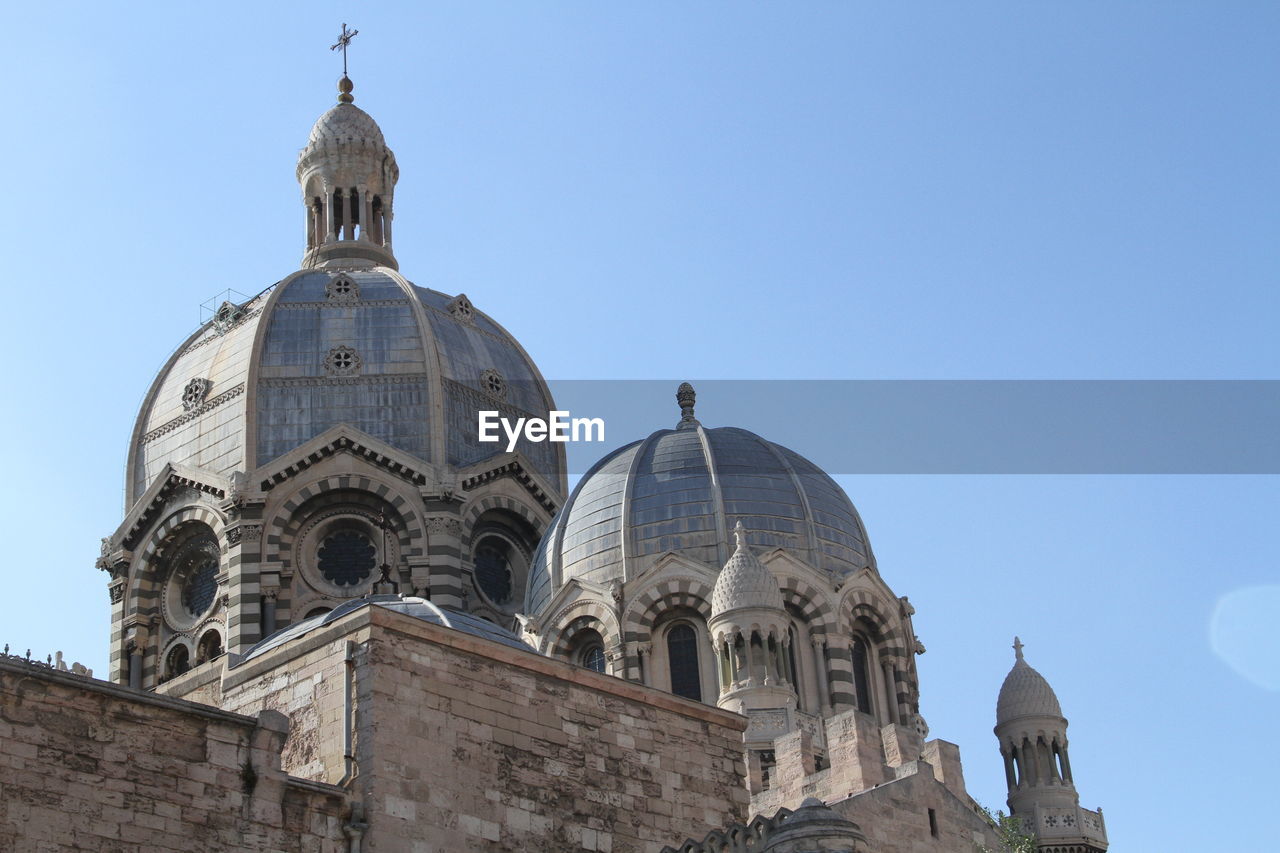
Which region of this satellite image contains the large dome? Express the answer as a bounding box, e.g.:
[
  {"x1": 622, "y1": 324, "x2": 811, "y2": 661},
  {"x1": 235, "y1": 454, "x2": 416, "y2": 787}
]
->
[
  {"x1": 126, "y1": 267, "x2": 564, "y2": 505},
  {"x1": 525, "y1": 413, "x2": 874, "y2": 615}
]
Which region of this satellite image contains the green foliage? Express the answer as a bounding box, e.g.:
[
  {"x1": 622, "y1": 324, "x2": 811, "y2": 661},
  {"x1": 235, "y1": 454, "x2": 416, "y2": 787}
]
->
[{"x1": 976, "y1": 804, "x2": 1037, "y2": 853}]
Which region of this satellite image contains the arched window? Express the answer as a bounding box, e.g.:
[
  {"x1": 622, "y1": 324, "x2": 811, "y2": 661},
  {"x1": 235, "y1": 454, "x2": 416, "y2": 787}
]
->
[
  {"x1": 581, "y1": 644, "x2": 606, "y2": 673},
  {"x1": 164, "y1": 644, "x2": 190, "y2": 680},
  {"x1": 473, "y1": 536, "x2": 515, "y2": 606},
  {"x1": 851, "y1": 635, "x2": 874, "y2": 715},
  {"x1": 666, "y1": 623, "x2": 702, "y2": 702},
  {"x1": 468, "y1": 510, "x2": 537, "y2": 612},
  {"x1": 159, "y1": 524, "x2": 221, "y2": 634},
  {"x1": 570, "y1": 627, "x2": 608, "y2": 674},
  {"x1": 196, "y1": 629, "x2": 223, "y2": 665}
]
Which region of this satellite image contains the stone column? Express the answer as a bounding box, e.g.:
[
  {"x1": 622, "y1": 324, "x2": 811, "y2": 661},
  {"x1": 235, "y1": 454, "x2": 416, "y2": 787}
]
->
[
  {"x1": 262, "y1": 589, "x2": 278, "y2": 637},
  {"x1": 324, "y1": 186, "x2": 337, "y2": 241},
  {"x1": 360, "y1": 185, "x2": 373, "y2": 242},
  {"x1": 126, "y1": 627, "x2": 148, "y2": 689},
  {"x1": 1001, "y1": 745, "x2": 1017, "y2": 789},
  {"x1": 382, "y1": 206, "x2": 393, "y2": 248},
  {"x1": 826, "y1": 635, "x2": 855, "y2": 711},
  {"x1": 811, "y1": 636, "x2": 832, "y2": 715}
]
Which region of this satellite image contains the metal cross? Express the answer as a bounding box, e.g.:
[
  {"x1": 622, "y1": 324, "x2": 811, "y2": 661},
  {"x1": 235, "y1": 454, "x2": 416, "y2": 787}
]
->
[{"x1": 331, "y1": 23, "x2": 359, "y2": 76}]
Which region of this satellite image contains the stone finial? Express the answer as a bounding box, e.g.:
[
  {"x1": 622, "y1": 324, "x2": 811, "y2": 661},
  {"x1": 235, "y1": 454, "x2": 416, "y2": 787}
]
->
[
  {"x1": 337, "y1": 75, "x2": 354, "y2": 104},
  {"x1": 676, "y1": 382, "x2": 700, "y2": 429},
  {"x1": 1013, "y1": 636, "x2": 1024, "y2": 661},
  {"x1": 733, "y1": 519, "x2": 748, "y2": 550}
]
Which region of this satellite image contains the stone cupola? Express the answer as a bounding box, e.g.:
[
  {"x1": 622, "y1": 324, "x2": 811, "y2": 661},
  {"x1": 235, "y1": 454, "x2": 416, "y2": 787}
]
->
[
  {"x1": 995, "y1": 637, "x2": 1108, "y2": 851},
  {"x1": 297, "y1": 76, "x2": 400, "y2": 270}
]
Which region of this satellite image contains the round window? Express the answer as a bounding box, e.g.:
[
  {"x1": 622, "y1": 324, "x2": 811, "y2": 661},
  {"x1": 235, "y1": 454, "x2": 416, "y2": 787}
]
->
[
  {"x1": 317, "y1": 530, "x2": 376, "y2": 587},
  {"x1": 163, "y1": 530, "x2": 220, "y2": 629},
  {"x1": 473, "y1": 537, "x2": 513, "y2": 605}
]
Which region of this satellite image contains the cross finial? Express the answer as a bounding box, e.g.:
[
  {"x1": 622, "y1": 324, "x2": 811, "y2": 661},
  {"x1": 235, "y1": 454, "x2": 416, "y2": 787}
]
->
[
  {"x1": 1012, "y1": 636, "x2": 1025, "y2": 661},
  {"x1": 733, "y1": 519, "x2": 748, "y2": 550},
  {"x1": 331, "y1": 23, "x2": 359, "y2": 78}
]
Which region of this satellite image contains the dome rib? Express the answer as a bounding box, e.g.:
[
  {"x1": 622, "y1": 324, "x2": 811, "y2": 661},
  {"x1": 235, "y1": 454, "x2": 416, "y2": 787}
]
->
[{"x1": 694, "y1": 424, "x2": 731, "y2": 568}]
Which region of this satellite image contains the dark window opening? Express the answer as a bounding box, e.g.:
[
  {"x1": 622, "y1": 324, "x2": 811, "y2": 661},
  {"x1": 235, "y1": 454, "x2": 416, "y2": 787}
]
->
[
  {"x1": 852, "y1": 636, "x2": 873, "y2": 715},
  {"x1": 474, "y1": 537, "x2": 514, "y2": 605},
  {"x1": 164, "y1": 645, "x2": 190, "y2": 680},
  {"x1": 758, "y1": 749, "x2": 776, "y2": 791},
  {"x1": 928, "y1": 808, "x2": 939, "y2": 838},
  {"x1": 667, "y1": 623, "x2": 702, "y2": 702},
  {"x1": 196, "y1": 630, "x2": 223, "y2": 664}
]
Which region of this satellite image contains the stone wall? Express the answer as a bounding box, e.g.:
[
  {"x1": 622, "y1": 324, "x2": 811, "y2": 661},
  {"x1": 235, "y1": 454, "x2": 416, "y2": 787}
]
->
[
  {"x1": 734, "y1": 706, "x2": 1001, "y2": 853},
  {"x1": 828, "y1": 761, "x2": 1002, "y2": 853},
  {"x1": 165, "y1": 602, "x2": 751, "y2": 852},
  {"x1": 0, "y1": 656, "x2": 348, "y2": 852}
]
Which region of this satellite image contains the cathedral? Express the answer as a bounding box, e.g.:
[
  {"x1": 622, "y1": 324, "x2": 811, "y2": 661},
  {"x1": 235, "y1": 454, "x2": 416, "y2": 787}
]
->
[{"x1": 0, "y1": 64, "x2": 1108, "y2": 853}]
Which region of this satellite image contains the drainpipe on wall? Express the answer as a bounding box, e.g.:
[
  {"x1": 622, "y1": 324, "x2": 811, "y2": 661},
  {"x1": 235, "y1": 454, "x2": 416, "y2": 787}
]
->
[
  {"x1": 337, "y1": 640, "x2": 358, "y2": 786},
  {"x1": 337, "y1": 640, "x2": 366, "y2": 852}
]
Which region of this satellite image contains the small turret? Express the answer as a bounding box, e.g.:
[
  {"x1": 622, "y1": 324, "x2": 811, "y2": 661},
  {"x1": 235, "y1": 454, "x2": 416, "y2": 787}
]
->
[
  {"x1": 708, "y1": 522, "x2": 795, "y2": 722},
  {"x1": 995, "y1": 638, "x2": 1108, "y2": 851},
  {"x1": 296, "y1": 76, "x2": 400, "y2": 270}
]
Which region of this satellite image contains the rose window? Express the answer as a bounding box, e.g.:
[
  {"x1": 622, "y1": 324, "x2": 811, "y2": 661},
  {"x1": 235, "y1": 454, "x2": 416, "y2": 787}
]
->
[
  {"x1": 481, "y1": 369, "x2": 506, "y2": 399},
  {"x1": 317, "y1": 530, "x2": 376, "y2": 587},
  {"x1": 171, "y1": 533, "x2": 219, "y2": 618},
  {"x1": 182, "y1": 378, "x2": 211, "y2": 410},
  {"x1": 448, "y1": 294, "x2": 475, "y2": 323},
  {"x1": 326, "y1": 275, "x2": 359, "y2": 300},
  {"x1": 325, "y1": 345, "x2": 361, "y2": 376}
]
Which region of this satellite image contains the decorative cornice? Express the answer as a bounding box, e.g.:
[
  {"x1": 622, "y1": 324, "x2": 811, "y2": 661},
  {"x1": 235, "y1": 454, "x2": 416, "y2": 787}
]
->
[
  {"x1": 458, "y1": 457, "x2": 557, "y2": 514},
  {"x1": 120, "y1": 469, "x2": 228, "y2": 550},
  {"x1": 275, "y1": 298, "x2": 409, "y2": 310},
  {"x1": 259, "y1": 433, "x2": 430, "y2": 492},
  {"x1": 141, "y1": 383, "x2": 246, "y2": 445},
  {"x1": 257, "y1": 373, "x2": 427, "y2": 389}
]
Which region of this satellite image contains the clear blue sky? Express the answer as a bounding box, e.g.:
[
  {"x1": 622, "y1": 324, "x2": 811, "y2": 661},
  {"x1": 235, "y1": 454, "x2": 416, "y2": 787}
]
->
[{"x1": 2, "y1": 3, "x2": 1277, "y2": 850}]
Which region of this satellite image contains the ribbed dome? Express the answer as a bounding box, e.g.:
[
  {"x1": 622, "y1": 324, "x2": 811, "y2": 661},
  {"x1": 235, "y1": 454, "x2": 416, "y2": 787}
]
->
[
  {"x1": 996, "y1": 641, "x2": 1063, "y2": 723},
  {"x1": 305, "y1": 102, "x2": 387, "y2": 150},
  {"x1": 126, "y1": 268, "x2": 565, "y2": 506},
  {"x1": 711, "y1": 523, "x2": 784, "y2": 616},
  {"x1": 524, "y1": 390, "x2": 874, "y2": 616}
]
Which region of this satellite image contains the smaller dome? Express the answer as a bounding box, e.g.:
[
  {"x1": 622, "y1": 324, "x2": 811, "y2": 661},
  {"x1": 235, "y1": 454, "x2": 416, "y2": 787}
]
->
[
  {"x1": 239, "y1": 595, "x2": 532, "y2": 663},
  {"x1": 996, "y1": 637, "x2": 1063, "y2": 723},
  {"x1": 711, "y1": 522, "x2": 785, "y2": 617},
  {"x1": 305, "y1": 102, "x2": 387, "y2": 150}
]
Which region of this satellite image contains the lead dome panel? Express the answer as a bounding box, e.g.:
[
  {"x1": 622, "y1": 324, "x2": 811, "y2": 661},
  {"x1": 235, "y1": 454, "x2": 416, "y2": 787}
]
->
[{"x1": 525, "y1": 423, "x2": 873, "y2": 617}]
